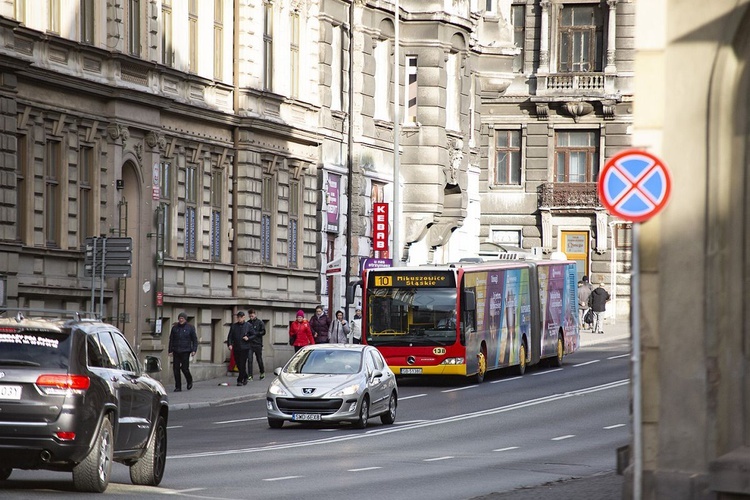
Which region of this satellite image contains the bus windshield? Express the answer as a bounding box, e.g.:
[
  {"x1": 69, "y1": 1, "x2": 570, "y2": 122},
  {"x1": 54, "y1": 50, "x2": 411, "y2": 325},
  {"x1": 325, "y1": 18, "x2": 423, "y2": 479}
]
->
[{"x1": 366, "y1": 287, "x2": 458, "y2": 347}]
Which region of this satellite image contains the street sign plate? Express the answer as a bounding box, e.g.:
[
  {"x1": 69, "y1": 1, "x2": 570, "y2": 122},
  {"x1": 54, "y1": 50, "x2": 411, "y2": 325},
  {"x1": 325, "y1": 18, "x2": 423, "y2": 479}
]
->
[{"x1": 598, "y1": 149, "x2": 672, "y2": 223}]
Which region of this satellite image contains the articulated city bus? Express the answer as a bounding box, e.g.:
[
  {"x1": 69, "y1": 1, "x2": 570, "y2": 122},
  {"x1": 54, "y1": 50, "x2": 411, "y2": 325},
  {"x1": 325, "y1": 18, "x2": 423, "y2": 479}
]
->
[{"x1": 349, "y1": 258, "x2": 579, "y2": 382}]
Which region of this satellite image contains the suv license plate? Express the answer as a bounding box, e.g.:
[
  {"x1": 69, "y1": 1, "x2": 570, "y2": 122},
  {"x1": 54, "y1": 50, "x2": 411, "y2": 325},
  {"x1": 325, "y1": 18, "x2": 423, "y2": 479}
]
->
[
  {"x1": 293, "y1": 413, "x2": 321, "y2": 421},
  {"x1": 0, "y1": 385, "x2": 22, "y2": 400},
  {"x1": 400, "y1": 368, "x2": 422, "y2": 374}
]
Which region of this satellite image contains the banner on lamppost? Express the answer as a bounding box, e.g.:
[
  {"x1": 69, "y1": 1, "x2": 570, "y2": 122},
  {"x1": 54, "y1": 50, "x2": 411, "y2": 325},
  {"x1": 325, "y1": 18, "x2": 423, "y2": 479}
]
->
[
  {"x1": 373, "y1": 202, "x2": 389, "y2": 253},
  {"x1": 326, "y1": 173, "x2": 341, "y2": 233}
]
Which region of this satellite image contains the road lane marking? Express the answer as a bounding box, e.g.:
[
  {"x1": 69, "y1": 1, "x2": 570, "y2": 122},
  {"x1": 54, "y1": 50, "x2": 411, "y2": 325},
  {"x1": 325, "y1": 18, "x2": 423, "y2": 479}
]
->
[
  {"x1": 263, "y1": 476, "x2": 304, "y2": 481},
  {"x1": 493, "y1": 446, "x2": 519, "y2": 452},
  {"x1": 608, "y1": 354, "x2": 629, "y2": 360},
  {"x1": 424, "y1": 456, "x2": 454, "y2": 462},
  {"x1": 214, "y1": 417, "x2": 266, "y2": 424},
  {"x1": 572, "y1": 360, "x2": 601, "y2": 367},
  {"x1": 532, "y1": 368, "x2": 563, "y2": 376},
  {"x1": 400, "y1": 393, "x2": 427, "y2": 400},
  {"x1": 604, "y1": 424, "x2": 626, "y2": 429},
  {"x1": 395, "y1": 420, "x2": 428, "y2": 425},
  {"x1": 168, "y1": 379, "x2": 629, "y2": 460},
  {"x1": 491, "y1": 376, "x2": 522, "y2": 384},
  {"x1": 442, "y1": 385, "x2": 477, "y2": 393},
  {"x1": 167, "y1": 425, "x2": 183, "y2": 429},
  {"x1": 552, "y1": 435, "x2": 575, "y2": 441},
  {"x1": 348, "y1": 467, "x2": 382, "y2": 472}
]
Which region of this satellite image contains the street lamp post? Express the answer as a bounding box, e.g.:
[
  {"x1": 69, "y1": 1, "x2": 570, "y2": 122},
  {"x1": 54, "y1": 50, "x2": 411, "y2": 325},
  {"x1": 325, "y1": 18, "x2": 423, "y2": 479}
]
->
[{"x1": 392, "y1": 0, "x2": 401, "y2": 266}]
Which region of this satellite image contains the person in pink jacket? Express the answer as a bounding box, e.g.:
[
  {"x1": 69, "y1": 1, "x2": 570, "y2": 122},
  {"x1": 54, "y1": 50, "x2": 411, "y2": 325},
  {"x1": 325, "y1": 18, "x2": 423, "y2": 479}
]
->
[{"x1": 289, "y1": 310, "x2": 315, "y2": 352}]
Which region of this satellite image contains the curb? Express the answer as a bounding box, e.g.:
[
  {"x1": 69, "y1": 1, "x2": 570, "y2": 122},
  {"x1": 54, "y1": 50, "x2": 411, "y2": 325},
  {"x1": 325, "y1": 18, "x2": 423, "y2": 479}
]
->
[{"x1": 171, "y1": 392, "x2": 267, "y2": 411}]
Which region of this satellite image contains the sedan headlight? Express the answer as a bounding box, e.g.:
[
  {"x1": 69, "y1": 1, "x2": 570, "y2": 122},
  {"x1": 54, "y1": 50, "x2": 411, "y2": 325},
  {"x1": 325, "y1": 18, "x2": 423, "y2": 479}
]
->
[
  {"x1": 330, "y1": 383, "x2": 361, "y2": 397},
  {"x1": 268, "y1": 380, "x2": 291, "y2": 397}
]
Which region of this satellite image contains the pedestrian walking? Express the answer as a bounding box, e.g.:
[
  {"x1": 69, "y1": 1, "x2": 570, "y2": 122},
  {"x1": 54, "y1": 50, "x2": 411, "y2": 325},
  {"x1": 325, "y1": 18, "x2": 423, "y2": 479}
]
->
[
  {"x1": 328, "y1": 310, "x2": 350, "y2": 343},
  {"x1": 227, "y1": 311, "x2": 251, "y2": 386},
  {"x1": 168, "y1": 312, "x2": 197, "y2": 392},
  {"x1": 588, "y1": 280, "x2": 611, "y2": 334},
  {"x1": 290, "y1": 309, "x2": 315, "y2": 352},
  {"x1": 309, "y1": 305, "x2": 331, "y2": 343},
  {"x1": 578, "y1": 276, "x2": 594, "y2": 329},
  {"x1": 245, "y1": 309, "x2": 266, "y2": 380},
  {"x1": 349, "y1": 308, "x2": 362, "y2": 344}
]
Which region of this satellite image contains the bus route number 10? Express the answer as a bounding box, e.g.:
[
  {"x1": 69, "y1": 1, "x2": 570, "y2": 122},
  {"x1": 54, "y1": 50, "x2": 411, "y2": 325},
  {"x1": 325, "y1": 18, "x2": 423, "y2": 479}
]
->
[{"x1": 374, "y1": 276, "x2": 392, "y2": 287}]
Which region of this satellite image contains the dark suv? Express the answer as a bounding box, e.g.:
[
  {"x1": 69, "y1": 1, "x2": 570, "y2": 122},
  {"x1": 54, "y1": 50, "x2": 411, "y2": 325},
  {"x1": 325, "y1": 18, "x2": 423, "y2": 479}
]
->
[{"x1": 0, "y1": 312, "x2": 169, "y2": 492}]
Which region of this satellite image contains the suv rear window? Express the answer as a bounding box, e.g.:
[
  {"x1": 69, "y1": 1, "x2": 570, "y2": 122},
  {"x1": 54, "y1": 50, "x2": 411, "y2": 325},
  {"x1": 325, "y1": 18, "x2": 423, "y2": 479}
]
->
[{"x1": 0, "y1": 328, "x2": 72, "y2": 369}]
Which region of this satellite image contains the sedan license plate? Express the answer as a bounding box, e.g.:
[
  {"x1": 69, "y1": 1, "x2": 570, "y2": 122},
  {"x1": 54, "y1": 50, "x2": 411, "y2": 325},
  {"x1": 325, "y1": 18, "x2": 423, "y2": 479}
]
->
[
  {"x1": 0, "y1": 385, "x2": 22, "y2": 400},
  {"x1": 400, "y1": 368, "x2": 422, "y2": 375},
  {"x1": 292, "y1": 413, "x2": 321, "y2": 421}
]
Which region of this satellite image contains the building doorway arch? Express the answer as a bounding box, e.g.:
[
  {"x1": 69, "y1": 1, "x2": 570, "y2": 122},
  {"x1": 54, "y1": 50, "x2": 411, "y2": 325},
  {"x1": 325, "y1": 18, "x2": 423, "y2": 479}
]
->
[{"x1": 120, "y1": 160, "x2": 144, "y2": 347}]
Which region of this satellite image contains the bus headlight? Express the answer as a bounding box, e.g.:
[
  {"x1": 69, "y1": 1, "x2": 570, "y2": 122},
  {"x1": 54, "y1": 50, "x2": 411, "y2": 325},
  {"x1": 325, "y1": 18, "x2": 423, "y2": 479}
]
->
[{"x1": 440, "y1": 357, "x2": 465, "y2": 365}]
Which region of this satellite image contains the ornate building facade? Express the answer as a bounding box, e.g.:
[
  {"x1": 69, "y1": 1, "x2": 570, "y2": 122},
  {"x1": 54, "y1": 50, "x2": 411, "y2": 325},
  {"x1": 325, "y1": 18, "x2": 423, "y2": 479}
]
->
[{"x1": 0, "y1": 0, "x2": 633, "y2": 383}]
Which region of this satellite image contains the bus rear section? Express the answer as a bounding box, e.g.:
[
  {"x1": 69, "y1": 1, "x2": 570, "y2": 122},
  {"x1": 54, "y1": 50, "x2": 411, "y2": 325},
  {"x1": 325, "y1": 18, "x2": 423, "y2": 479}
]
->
[{"x1": 363, "y1": 269, "x2": 468, "y2": 376}]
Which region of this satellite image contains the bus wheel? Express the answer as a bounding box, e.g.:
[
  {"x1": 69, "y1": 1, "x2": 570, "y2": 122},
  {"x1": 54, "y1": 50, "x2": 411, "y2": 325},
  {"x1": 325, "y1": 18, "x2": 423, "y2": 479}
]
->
[
  {"x1": 476, "y1": 349, "x2": 487, "y2": 383},
  {"x1": 553, "y1": 335, "x2": 564, "y2": 367},
  {"x1": 517, "y1": 343, "x2": 527, "y2": 376}
]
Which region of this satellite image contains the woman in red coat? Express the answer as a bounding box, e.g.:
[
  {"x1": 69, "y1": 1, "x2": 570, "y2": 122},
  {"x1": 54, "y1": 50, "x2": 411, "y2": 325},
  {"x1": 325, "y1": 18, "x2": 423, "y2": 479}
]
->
[{"x1": 289, "y1": 310, "x2": 315, "y2": 352}]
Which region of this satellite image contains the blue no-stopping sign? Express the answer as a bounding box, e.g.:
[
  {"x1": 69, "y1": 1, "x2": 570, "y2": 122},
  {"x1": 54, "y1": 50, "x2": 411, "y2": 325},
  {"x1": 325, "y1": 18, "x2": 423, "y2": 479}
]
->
[{"x1": 598, "y1": 149, "x2": 672, "y2": 222}]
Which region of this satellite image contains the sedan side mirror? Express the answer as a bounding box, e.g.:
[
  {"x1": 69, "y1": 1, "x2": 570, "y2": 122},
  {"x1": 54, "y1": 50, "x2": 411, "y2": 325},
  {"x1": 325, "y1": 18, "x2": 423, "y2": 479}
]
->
[{"x1": 144, "y1": 355, "x2": 162, "y2": 374}]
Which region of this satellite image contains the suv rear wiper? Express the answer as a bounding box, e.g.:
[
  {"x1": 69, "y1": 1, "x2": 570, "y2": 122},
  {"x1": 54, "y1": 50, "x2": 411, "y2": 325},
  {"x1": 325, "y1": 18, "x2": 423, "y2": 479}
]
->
[{"x1": 0, "y1": 359, "x2": 41, "y2": 367}]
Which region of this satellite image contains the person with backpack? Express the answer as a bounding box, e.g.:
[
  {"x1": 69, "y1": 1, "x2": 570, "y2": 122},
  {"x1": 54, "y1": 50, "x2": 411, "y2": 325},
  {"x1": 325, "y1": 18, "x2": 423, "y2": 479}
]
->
[{"x1": 588, "y1": 280, "x2": 611, "y2": 334}]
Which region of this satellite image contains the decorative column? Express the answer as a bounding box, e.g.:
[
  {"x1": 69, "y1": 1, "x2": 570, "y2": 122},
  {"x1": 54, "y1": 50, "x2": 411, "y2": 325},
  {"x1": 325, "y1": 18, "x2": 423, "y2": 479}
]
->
[
  {"x1": 595, "y1": 210, "x2": 609, "y2": 253},
  {"x1": 539, "y1": 1, "x2": 551, "y2": 74},
  {"x1": 541, "y1": 210, "x2": 552, "y2": 250},
  {"x1": 605, "y1": 0, "x2": 618, "y2": 74}
]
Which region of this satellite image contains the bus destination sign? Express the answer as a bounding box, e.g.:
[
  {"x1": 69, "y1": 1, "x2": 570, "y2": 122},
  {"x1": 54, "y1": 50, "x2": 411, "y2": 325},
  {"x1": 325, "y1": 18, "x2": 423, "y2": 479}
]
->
[{"x1": 372, "y1": 271, "x2": 455, "y2": 288}]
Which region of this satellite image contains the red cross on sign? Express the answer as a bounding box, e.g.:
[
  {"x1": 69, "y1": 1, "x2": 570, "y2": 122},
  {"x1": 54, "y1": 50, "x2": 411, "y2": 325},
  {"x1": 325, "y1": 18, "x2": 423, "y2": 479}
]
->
[{"x1": 598, "y1": 149, "x2": 672, "y2": 223}]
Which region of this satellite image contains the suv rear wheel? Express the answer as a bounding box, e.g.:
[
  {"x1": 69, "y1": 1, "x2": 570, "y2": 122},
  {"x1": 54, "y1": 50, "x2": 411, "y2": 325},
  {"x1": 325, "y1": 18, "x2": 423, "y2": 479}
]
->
[
  {"x1": 72, "y1": 416, "x2": 113, "y2": 492},
  {"x1": 130, "y1": 414, "x2": 167, "y2": 486}
]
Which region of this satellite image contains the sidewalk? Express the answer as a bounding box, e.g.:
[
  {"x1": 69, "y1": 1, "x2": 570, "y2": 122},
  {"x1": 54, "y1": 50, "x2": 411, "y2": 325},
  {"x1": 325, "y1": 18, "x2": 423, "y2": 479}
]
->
[{"x1": 168, "y1": 319, "x2": 631, "y2": 412}]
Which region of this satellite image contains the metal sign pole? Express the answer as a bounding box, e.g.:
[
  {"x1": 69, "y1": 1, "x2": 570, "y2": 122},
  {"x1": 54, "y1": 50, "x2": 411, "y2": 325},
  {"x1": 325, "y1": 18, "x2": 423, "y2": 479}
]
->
[
  {"x1": 90, "y1": 237, "x2": 97, "y2": 314},
  {"x1": 632, "y1": 222, "x2": 642, "y2": 500},
  {"x1": 99, "y1": 237, "x2": 106, "y2": 318}
]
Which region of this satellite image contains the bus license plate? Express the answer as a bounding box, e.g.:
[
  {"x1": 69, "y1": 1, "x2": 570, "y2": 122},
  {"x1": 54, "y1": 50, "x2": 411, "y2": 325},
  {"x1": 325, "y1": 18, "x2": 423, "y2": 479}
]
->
[
  {"x1": 0, "y1": 385, "x2": 22, "y2": 400},
  {"x1": 292, "y1": 413, "x2": 321, "y2": 421},
  {"x1": 400, "y1": 368, "x2": 422, "y2": 375}
]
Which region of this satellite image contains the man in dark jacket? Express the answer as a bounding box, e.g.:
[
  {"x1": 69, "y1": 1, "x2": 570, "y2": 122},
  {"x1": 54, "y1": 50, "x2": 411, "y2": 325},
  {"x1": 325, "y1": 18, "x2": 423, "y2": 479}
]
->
[
  {"x1": 245, "y1": 309, "x2": 266, "y2": 380},
  {"x1": 227, "y1": 311, "x2": 251, "y2": 386},
  {"x1": 309, "y1": 305, "x2": 331, "y2": 343},
  {"x1": 588, "y1": 281, "x2": 611, "y2": 334},
  {"x1": 168, "y1": 312, "x2": 198, "y2": 392}
]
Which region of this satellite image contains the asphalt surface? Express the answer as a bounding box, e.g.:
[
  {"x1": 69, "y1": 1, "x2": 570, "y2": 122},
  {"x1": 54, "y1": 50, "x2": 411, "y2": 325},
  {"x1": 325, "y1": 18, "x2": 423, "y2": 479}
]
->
[{"x1": 166, "y1": 318, "x2": 632, "y2": 500}]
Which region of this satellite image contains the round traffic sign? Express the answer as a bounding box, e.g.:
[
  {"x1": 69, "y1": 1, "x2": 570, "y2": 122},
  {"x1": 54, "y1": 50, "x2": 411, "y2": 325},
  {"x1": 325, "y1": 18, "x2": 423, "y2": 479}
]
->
[{"x1": 598, "y1": 149, "x2": 672, "y2": 223}]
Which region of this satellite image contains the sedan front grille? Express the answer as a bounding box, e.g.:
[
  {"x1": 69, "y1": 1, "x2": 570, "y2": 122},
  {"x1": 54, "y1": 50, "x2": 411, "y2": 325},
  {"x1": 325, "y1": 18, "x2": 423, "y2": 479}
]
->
[{"x1": 275, "y1": 398, "x2": 344, "y2": 415}]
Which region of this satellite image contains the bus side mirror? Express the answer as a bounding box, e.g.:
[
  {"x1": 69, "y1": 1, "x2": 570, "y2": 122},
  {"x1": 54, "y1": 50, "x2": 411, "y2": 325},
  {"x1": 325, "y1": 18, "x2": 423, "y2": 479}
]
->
[
  {"x1": 347, "y1": 280, "x2": 361, "y2": 304},
  {"x1": 463, "y1": 290, "x2": 476, "y2": 311}
]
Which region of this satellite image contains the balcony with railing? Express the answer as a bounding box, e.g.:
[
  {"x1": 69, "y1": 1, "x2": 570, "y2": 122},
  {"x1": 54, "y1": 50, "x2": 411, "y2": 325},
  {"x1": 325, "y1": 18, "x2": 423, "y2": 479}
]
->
[
  {"x1": 536, "y1": 72, "x2": 615, "y2": 97},
  {"x1": 538, "y1": 182, "x2": 602, "y2": 209}
]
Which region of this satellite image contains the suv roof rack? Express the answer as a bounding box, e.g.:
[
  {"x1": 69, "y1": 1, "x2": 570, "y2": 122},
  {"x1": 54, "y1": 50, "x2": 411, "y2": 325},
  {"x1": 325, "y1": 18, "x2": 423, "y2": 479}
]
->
[{"x1": 0, "y1": 308, "x2": 101, "y2": 322}]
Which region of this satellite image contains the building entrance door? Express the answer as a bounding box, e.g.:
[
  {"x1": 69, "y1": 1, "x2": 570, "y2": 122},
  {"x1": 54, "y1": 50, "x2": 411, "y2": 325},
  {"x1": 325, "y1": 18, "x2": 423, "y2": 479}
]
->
[{"x1": 561, "y1": 230, "x2": 589, "y2": 281}]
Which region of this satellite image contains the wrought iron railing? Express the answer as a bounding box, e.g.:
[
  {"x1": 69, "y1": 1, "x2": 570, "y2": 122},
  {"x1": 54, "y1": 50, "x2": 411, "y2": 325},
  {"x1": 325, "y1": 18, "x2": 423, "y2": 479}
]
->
[{"x1": 539, "y1": 182, "x2": 602, "y2": 208}]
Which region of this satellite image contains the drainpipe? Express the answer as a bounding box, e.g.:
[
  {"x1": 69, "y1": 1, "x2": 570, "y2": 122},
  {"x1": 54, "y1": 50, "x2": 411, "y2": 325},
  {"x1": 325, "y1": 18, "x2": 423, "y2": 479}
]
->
[
  {"x1": 344, "y1": 1, "x2": 355, "y2": 318},
  {"x1": 231, "y1": 0, "x2": 240, "y2": 298}
]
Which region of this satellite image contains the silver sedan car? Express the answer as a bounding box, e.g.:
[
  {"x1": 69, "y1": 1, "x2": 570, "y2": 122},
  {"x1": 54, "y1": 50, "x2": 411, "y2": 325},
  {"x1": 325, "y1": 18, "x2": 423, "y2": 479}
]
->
[{"x1": 266, "y1": 344, "x2": 397, "y2": 429}]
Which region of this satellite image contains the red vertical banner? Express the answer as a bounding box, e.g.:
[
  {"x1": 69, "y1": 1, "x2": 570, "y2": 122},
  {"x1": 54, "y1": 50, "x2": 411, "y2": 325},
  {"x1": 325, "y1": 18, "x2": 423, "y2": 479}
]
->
[{"x1": 373, "y1": 202, "x2": 389, "y2": 254}]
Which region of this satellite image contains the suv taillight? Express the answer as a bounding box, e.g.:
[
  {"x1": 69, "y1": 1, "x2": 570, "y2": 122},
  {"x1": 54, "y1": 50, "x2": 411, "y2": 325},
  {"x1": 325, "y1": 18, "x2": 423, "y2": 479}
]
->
[{"x1": 35, "y1": 374, "x2": 90, "y2": 395}]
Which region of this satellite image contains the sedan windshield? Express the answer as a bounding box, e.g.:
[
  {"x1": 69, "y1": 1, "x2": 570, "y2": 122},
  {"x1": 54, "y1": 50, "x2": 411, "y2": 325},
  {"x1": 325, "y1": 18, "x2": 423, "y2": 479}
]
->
[{"x1": 286, "y1": 349, "x2": 362, "y2": 375}]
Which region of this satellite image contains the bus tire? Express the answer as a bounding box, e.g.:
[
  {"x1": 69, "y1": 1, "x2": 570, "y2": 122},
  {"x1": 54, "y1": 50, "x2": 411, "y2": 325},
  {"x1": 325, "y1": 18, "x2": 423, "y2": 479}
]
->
[
  {"x1": 476, "y1": 347, "x2": 487, "y2": 383},
  {"x1": 517, "y1": 343, "x2": 527, "y2": 376},
  {"x1": 553, "y1": 334, "x2": 564, "y2": 367}
]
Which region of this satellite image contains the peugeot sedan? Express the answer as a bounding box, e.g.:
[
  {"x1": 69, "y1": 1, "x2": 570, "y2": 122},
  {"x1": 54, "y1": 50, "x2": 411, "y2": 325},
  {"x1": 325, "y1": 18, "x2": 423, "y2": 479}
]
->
[{"x1": 266, "y1": 344, "x2": 397, "y2": 429}]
